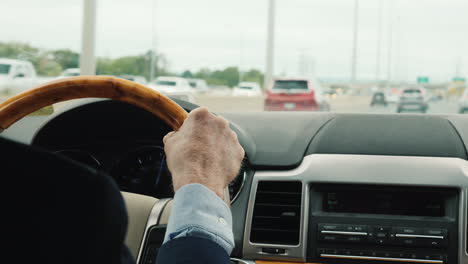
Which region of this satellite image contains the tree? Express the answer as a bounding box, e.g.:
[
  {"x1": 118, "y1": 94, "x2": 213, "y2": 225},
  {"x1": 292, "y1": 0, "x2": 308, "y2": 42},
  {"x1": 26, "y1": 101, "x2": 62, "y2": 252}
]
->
[
  {"x1": 181, "y1": 70, "x2": 193, "y2": 78},
  {"x1": 207, "y1": 66, "x2": 240, "y2": 87},
  {"x1": 0, "y1": 42, "x2": 39, "y2": 62},
  {"x1": 243, "y1": 69, "x2": 264, "y2": 86},
  {"x1": 52, "y1": 49, "x2": 79, "y2": 69},
  {"x1": 97, "y1": 51, "x2": 171, "y2": 80}
]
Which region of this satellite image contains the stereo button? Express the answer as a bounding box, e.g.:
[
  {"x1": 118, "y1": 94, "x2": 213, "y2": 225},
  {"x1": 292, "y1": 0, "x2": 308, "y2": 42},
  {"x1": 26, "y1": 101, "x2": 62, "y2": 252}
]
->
[
  {"x1": 424, "y1": 228, "x2": 447, "y2": 237},
  {"x1": 375, "y1": 226, "x2": 391, "y2": 232},
  {"x1": 399, "y1": 238, "x2": 417, "y2": 246},
  {"x1": 321, "y1": 234, "x2": 340, "y2": 242},
  {"x1": 397, "y1": 227, "x2": 423, "y2": 235},
  {"x1": 319, "y1": 223, "x2": 341, "y2": 231},
  {"x1": 376, "y1": 232, "x2": 387, "y2": 238},
  {"x1": 422, "y1": 239, "x2": 447, "y2": 248},
  {"x1": 345, "y1": 236, "x2": 365, "y2": 243},
  {"x1": 353, "y1": 225, "x2": 367, "y2": 232}
]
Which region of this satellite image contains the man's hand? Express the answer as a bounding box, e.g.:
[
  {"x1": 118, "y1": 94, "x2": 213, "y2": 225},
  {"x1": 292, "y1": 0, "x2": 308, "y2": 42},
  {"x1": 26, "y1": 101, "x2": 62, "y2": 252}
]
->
[{"x1": 163, "y1": 107, "x2": 245, "y2": 199}]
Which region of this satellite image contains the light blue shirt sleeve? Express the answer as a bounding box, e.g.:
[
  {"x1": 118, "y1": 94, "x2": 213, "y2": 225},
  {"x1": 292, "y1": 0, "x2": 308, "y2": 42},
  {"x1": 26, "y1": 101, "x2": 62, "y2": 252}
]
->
[{"x1": 163, "y1": 183, "x2": 234, "y2": 254}]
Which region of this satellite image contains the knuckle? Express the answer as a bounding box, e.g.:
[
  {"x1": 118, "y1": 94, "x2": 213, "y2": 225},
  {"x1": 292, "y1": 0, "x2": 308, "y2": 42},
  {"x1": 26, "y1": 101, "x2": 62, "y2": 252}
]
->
[
  {"x1": 192, "y1": 107, "x2": 210, "y2": 118},
  {"x1": 216, "y1": 116, "x2": 229, "y2": 129}
]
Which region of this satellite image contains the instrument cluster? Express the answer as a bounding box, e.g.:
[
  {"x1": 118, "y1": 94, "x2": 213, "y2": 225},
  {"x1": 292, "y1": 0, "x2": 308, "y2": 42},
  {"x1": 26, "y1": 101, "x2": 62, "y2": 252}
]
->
[{"x1": 55, "y1": 142, "x2": 245, "y2": 201}]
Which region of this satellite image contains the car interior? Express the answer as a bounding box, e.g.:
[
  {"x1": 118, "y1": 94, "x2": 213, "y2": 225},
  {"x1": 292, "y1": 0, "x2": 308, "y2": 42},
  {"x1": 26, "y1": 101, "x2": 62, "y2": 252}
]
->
[{"x1": 1, "y1": 76, "x2": 467, "y2": 264}]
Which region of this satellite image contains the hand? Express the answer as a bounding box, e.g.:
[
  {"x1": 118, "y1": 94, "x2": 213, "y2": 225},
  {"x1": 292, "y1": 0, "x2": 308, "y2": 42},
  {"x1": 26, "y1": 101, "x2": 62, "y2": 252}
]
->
[{"x1": 163, "y1": 107, "x2": 245, "y2": 199}]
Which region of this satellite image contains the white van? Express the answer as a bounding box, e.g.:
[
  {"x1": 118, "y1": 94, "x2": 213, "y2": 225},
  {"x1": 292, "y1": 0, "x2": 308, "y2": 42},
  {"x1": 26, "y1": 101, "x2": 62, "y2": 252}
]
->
[
  {"x1": 149, "y1": 76, "x2": 195, "y2": 103},
  {"x1": 0, "y1": 58, "x2": 38, "y2": 94}
]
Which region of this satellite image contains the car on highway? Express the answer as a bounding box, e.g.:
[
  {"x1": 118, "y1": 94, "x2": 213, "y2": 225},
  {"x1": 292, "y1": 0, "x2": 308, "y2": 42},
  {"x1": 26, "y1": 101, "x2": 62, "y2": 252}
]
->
[
  {"x1": 188, "y1": 78, "x2": 209, "y2": 94},
  {"x1": 459, "y1": 89, "x2": 468, "y2": 113},
  {"x1": 397, "y1": 87, "x2": 428, "y2": 113},
  {"x1": 58, "y1": 68, "x2": 80, "y2": 78},
  {"x1": 0, "y1": 58, "x2": 38, "y2": 94},
  {"x1": 209, "y1": 85, "x2": 232, "y2": 96},
  {"x1": 119, "y1": 75, "x2": 148, "y2": 85},
  {"x1": 385, "y1": 91, "x2": 400, "y2": 104},
  {"x1": 264, "y1": 78, "x2": 330, "y2": 111},
  {"x1": 149, "y1": 76, "x2": 195, "y2": 103},
  {"x1": 232, "y1": 82, "x2": 262, "y2": 96},
  {"x1": 370, "y1": 91, "x2": 387, "y2": 106}
]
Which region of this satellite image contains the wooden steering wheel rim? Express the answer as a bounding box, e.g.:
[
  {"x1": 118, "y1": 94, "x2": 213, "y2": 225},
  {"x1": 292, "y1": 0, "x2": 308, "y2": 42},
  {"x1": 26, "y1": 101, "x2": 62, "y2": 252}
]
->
[{"x1": 0, "y1": 76, "x2": 188, "y2": 132}]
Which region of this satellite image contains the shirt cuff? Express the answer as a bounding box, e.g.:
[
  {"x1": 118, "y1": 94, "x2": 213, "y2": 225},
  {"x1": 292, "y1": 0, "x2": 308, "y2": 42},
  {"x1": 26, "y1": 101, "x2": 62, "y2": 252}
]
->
[{"x1": 163, "y1": 183, "x2": 234, "y2": 254}]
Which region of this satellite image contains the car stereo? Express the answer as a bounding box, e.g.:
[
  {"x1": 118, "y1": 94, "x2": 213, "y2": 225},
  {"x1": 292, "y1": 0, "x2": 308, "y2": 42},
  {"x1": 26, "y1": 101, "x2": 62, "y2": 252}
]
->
[{"x1": 307, "y1": 184, "x2": 460, "y2": 264}]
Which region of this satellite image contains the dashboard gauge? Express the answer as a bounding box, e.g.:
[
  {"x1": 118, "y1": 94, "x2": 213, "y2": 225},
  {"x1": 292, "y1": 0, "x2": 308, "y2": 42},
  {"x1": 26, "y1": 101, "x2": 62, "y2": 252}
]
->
[
  {"x1": 55, "y1": 149, "x2": 101, "y2": 169},
  {"x1": 109, "y1": 146, "x2": 173, "y2": 198}
]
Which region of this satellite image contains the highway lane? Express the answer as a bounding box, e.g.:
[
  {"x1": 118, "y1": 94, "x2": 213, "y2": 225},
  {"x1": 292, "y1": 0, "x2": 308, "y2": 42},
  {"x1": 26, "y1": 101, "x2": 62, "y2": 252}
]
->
[
  {"x1": 0, "y1": 95, "x2": 462, "y2": 115},
  {"x1": 195, "y1": 95, "x2": 461, "y2": 115}
]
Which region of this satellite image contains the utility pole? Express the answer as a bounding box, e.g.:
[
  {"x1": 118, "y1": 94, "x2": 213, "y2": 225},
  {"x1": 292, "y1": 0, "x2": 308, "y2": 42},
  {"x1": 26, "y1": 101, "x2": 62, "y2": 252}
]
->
[
  {"x1": 351, "y1": 0, "x2": 359, "y2": 83},
  {"x1": 80, "y1": 0, "x2": 97, "y2": 75},
  {"x1": 264, "y1": 0, "x2": 275, "y2": 90},
  {"x1": 386, "y1": 0, "x2": 393, "y2": 89},
  {"x1": 375, "y1": 0, "x2": 383, "y2": 85},
  {"x1": 149, "y1": 0, "x2": 158, "y2": 82},
  {"x1": 455, "y1": 57, "x2": 462, "y2": 77}
]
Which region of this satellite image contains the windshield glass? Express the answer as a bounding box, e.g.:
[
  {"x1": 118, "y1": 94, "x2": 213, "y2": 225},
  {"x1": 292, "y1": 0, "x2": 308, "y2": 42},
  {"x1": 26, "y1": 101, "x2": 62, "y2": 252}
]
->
[
  {"x1": 156, "y1": 81, "x2": 176, "y2": 86},
  {"x1": 273, "y1": 80, "x2": 308, "y2": 90},
  {"x1": 239, "y1": 86, "x2": 253, "y2": 90},
  {"x1": 402, "y1": 89, "x2": 422, "y2": 95},
  {"x1": 1, "y1": 0, "x2": 467, "y2": 114},
  {"x1": 0, "y1": 64, "x2": 11, "y2": 75}
]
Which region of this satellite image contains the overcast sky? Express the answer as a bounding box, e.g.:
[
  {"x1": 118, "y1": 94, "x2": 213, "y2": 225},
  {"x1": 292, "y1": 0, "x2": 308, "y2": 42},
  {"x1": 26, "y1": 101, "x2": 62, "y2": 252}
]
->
[{"x1": 1, "y1": 0, "x2": 467, "y2": 82}]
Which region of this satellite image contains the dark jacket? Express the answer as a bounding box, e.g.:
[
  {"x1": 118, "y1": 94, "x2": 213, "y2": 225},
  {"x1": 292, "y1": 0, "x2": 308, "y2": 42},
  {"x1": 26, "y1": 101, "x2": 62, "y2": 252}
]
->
[
  {"x1": 156, "y1": 237, "x2": 230, "y2": 264},
  {"x1": 2, "y1": 137, "x2": 230, "y2": 264}
]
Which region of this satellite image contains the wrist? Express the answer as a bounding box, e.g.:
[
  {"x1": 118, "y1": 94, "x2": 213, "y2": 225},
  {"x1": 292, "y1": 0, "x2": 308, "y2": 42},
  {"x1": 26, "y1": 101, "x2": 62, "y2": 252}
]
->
[{"x1": 173, "y1": 178, "x2": 225, "y2": 200}]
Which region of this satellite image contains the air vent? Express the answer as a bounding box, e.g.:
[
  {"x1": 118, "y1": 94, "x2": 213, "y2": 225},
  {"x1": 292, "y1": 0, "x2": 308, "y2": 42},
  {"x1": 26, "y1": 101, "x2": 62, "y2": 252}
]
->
[{"x1": 250, "y1": 181, "x2": 302, "y2": 245}]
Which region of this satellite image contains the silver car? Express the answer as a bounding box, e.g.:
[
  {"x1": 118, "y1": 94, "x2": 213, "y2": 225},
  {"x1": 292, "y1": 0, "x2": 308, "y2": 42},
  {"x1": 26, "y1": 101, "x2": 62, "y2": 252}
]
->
[{"x1": 397, "y1": 88, "x2": 428, "y2": 113}]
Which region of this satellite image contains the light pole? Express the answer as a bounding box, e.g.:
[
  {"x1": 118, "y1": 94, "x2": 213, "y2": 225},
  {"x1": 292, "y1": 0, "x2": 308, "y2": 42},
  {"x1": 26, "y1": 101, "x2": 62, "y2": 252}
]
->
[
  {"x1": 386, "y1": 0, "x2": 393, "y2": 89},
  {"x1": 80, "y1": 0, "x2": 97, "y2": 75},
  {"x1": 264, "y1": 0, "x2": 275, "y2": 90},
  {"x1": 376, "y1": 0, "x2": 383, "y2": 85},
  {"x1": 149, "y1": 0, "x2": 158, "y2": 82},
  {"x1": 351, "y1": 0, "x2": 359, "y2": 83}
]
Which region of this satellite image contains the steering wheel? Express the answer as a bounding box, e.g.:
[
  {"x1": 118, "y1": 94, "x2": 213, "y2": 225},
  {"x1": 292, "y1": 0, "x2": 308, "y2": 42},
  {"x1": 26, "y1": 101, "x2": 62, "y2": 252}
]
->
[
  {"x1": 0, "y1": 76, "x2": 187, "y2": 131},
  {"x1": 0, "y1": 76, "x2": 194, "y2": 260}
]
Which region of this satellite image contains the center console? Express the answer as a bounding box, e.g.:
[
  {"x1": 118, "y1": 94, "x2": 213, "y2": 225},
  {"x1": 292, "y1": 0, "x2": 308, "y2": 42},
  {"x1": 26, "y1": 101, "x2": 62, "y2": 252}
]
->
[{"x1": 308, "y1": 184, "x2": 459, "y2": 264}]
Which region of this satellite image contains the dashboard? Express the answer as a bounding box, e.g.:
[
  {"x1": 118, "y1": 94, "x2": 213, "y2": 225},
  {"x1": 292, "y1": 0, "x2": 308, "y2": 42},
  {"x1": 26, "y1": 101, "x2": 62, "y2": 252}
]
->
[
  {"x1": 2, "y1": 98, "x2": 468, "y2": 264},
  {"x1": 31, "y1": 100, "x2": 245, "y2": 202}
]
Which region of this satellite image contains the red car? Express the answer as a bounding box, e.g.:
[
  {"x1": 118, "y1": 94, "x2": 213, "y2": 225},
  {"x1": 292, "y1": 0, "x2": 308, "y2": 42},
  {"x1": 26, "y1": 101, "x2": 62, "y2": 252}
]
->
[{"x1": 264, "y1": 78, "x2": 330, "y2": 111}]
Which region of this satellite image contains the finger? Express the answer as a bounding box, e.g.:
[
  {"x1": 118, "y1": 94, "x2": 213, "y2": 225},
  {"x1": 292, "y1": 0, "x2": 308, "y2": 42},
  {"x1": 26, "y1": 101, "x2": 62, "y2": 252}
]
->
[
  {"x1": 216, "y1": 116, "x2": 230, "y2": 130},
  {"x1": 189, "y1": 107, "x2": 210, "y2": 121},
  {"x1": 163, "y1": 131, "x2": 175, "y2": 144}
]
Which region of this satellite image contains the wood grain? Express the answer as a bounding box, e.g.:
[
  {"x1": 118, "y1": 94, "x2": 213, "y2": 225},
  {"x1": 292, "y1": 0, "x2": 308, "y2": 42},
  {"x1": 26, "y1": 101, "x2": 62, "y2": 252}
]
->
[
  {"x1": 0, "y1": 76, "x2": 188, "y2": 131},
  {"x1": 255, "y1": 261, "x2": 326, "y2": 264}
]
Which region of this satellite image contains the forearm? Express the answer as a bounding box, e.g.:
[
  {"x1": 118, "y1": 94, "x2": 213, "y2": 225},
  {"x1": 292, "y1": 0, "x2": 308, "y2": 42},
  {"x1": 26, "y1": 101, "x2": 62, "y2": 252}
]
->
[{"x1": 162, "y1": 183, "x2": 235, "y2": 254}]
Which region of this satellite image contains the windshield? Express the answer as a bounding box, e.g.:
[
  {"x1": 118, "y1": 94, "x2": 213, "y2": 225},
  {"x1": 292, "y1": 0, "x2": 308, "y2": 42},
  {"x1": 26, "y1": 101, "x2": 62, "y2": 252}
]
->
[
  {"x1": 0, "y1": 64, "x2": 11, "y2": 75},
  {"x1": 239, "y1": 86, "x2": 253, "y2": 90},
  {"x1": 0, "y1": 0, "x2": 467, "y2": 114},
  {"x1": 63, "y1": 72, "x2": 79, "y2": 77},
  {"x1": 402, "y1": 89, "x2": 422, "y2": 95},
  {"x1": 156, "y1": 81, "x2": 177, "y2": 86},
  {"x1": 273, "y1": 80, "x2": 308, "y2": 90}
]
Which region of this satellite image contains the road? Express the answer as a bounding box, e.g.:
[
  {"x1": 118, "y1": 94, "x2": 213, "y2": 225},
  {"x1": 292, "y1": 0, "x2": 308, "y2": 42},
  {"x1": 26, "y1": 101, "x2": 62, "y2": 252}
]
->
[
  {"x1": 0, "y1": 94, "x2": 461, "y2": 115},
  {"x1": 195, "y1": 95, "x2": 460, "y2": 114}
]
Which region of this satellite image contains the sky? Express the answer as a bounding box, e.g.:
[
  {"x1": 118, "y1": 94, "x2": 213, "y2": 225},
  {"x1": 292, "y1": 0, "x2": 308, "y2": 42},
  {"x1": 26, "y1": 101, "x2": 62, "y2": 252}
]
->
[{"x1": 1, "y1": 0, "x2": 468, "y2": 82}]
